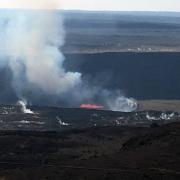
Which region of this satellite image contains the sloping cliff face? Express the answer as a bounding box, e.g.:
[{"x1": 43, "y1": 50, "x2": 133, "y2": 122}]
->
[
  {"x1": 1, "y1": 53, "x2": 180, "y2": 105},
  {"x1": 65, "y1": 52, "x2": 180, "y2": 100}
]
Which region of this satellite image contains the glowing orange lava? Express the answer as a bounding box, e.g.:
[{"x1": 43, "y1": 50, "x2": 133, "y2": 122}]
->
[{"x1": 80, "y1": 104, "x2": 104, "y2": 109}]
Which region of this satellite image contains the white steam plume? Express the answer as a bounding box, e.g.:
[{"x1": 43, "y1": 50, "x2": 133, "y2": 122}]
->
[
  {"x1": 0, "y1": 9, "x2": 137, "y2": 112},
  {"x1": 107, "y1": 96, "x2": 137, "y2": 112},
  {"x1": 0, "y1": 10, "x2": 81, "y2": 97},
  {"x1": 17, "y1": 100, "x2": 34, "y2": 114}
]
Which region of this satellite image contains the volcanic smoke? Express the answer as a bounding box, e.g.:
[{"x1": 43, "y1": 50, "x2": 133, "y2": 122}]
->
[
  {"x1": 0, "y1": 10, "x2": 81, "y2": 97},
  {"x1": 0, "y1": 8, "x2": 137, "y2": 112},
  {"x1": 16, "y1": 100, "x2": 34, "y2": 114}
]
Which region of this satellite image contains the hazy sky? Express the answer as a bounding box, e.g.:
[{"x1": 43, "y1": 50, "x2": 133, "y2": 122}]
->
[{"x1": 1, "y1": 0, "x2": 180, "y2": 12}]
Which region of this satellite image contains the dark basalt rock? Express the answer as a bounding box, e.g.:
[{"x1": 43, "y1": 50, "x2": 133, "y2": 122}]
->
[{"x1": 0, "y1": 106, "x2": 179, "y2": 179}]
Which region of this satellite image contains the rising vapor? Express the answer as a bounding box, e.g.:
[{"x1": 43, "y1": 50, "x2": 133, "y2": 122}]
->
[
  {"x1": 0, "y1": 10, "x2": 81, "y2": 98},
  {"x1": 0, "y1": 3, "x2": 137, "y2": 112},
  {"x1": 17, "y1": 100, "x2": 34, "y2": 114}
]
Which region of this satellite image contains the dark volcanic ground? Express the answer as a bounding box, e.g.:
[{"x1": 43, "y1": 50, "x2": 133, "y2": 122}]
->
[
  {"x1": 63, "y1": 11, "x2": 180, "y2": 53},
  {"x1": 0, "y1": 121, "x2": 180, "y2": 179},
  {"x1": 0, "y1": 106, "x2": 180, "y2": 179},
  {"x1": 0, "y1": 105, "x2": 180, "y2": 131}
]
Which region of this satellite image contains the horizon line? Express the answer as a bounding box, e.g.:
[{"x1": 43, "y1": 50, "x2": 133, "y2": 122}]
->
[{"x1": 0, "y1": 8, "x2": 180, "y2": 13}]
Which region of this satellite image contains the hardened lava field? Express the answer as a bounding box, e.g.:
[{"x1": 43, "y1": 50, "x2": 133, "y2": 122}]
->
[{"x1": 0, "y1": 105, "x2": 179, "y2": 179}]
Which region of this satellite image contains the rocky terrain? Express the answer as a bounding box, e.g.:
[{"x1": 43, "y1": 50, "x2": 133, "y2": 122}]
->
[
  {"x1": 0, "y1": 105, "x2": 179, "y2": 131},
  {"x1": 0, "y1": 106, "x2": 179, "y2": 179},
  {"x1": 0, "y1": 122, "x2": 179, "y2": 179}
]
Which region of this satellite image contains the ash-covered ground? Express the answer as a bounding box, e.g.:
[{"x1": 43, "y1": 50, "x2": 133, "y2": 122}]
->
[{"x1": 0, "y1": 106, "x2": 180, "y2": 179}]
